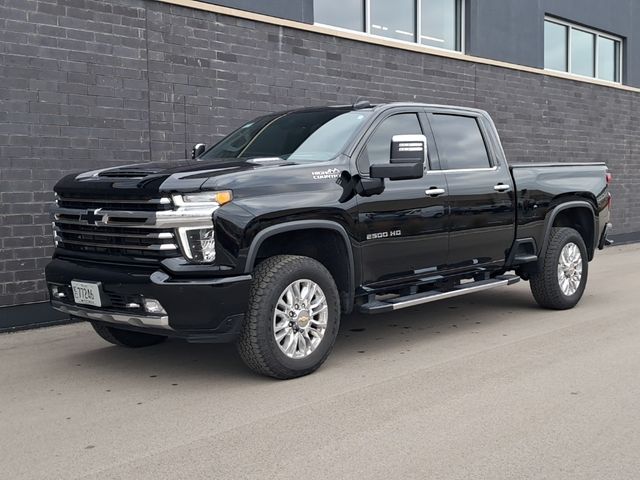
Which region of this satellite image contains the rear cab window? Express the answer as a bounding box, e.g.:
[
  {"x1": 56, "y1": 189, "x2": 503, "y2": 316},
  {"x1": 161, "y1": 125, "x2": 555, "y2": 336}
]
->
[{"x1": 429, "y1": 114, "x2": 492, "y2": 170}]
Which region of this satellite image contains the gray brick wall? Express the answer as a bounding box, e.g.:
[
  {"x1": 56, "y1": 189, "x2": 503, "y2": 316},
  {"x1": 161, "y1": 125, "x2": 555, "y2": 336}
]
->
[{"x1": 0, "y1": 0, "x2": 638, "y2": 307}]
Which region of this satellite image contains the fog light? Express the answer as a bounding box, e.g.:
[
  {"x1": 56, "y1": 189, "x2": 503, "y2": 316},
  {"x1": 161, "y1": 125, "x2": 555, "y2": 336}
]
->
[
  {"x1": 178, "y1": 227, "x2": 215, "y2": 263},
  {"x1": 143, "y1": 298, "x2": 166, "y2": 315},
  {"x1": 50, "y1": 285, "x2": 66, "y2": 299}
]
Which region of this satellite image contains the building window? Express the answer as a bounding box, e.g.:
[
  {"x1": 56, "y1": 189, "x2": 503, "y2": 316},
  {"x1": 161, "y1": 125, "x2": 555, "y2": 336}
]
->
[
  {"x1": 544, "y1": 18, "x2": 622, "y2": 83},
  {"x1": 314, "y1": 0, "x2": 364, "y2": 32},
  {"x1": 370, "y1": 0, "x2": 415, "y2": 42},
  {"x1": 314, "y1": 0, "x2": 463, "y2": 52},
  {"x1": 598, "y1": 37, "x2": 620, "y2": 82},
  {"x1": 420, "y1": 0, "x2": 460, "y2": 50}
]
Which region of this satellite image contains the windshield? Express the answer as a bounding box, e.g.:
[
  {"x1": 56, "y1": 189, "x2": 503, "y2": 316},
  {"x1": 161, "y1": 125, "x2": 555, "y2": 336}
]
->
[{"x1": 200, "y1": 110, "x2": 370, "y2": 162}]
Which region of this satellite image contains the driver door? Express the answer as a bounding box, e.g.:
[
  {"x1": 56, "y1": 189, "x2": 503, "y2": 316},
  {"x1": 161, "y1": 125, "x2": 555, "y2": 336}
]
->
[{"x1": 354, "y1": 109, "x2": 449, "y2": 287}]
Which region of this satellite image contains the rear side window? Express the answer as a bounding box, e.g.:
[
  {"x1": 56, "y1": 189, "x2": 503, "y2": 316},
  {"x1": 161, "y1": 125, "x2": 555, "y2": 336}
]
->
[{"x1": 430, "y1": 114, "x2": 491, "y2": 169}]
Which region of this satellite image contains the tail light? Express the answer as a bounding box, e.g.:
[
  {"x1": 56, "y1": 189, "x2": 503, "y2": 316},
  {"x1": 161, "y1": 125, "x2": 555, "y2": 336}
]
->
[
  {"x1": 606, "y1": 171, "x2": 612, "y2": 209},
  {"x1": 606, "y1": 172, "x2": 613, "y2": 184}
]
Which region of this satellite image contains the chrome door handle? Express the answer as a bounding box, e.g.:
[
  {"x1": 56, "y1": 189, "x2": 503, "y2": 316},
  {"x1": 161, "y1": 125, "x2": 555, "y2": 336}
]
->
[
  {"x1": 494, "y1": 184, "x2": 510, "y2": 192},
  {"x1": 425, "y1": 187, "x2": 446, "y2": 197}
]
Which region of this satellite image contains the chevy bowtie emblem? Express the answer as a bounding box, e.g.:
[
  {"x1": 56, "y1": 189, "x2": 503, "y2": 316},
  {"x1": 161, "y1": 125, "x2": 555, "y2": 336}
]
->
[{"x1": 80, "y1": 208, "x2": 105, "y2": 226}]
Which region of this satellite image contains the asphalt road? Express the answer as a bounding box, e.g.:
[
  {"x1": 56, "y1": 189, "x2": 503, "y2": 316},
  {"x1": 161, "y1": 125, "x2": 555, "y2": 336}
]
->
[{"x1": 1, "y1": 243, "x2": 639, "y2": 480}]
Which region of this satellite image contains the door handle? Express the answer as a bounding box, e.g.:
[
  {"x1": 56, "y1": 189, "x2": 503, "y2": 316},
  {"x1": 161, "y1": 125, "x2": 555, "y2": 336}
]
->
[
  {"x1": 494, "y1": 184, "x2": 510, "y2": 192},
  {"x1": 425, "y1": 187, "x2": 446, "y2": 197}
]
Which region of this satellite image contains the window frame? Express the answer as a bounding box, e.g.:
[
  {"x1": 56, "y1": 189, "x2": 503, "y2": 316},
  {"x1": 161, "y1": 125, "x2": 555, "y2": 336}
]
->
[
  {"x1": 313, "y1": 0, "x2": 465, "y2": 54},
  {"x1": 544, "y1": 16, "x2": 623, "y2": 84}
]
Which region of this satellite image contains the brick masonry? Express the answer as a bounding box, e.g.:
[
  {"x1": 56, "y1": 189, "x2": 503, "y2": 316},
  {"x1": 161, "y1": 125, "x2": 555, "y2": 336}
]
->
[{"x1": 0, "y1": 0, "x2": 638, "y2": 308}]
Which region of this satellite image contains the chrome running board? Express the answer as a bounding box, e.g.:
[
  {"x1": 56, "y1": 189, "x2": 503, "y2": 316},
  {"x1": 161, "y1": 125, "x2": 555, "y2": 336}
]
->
[{"x1": 359, "y1": 275, "x2": 521, "y2": 314}]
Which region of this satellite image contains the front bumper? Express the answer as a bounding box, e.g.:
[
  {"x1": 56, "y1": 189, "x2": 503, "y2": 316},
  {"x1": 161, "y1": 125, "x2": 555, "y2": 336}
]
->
[
  {"x1": 45, "y1": 257, "x2": 251, "y2": 342},
  {"x1": 51, "y1": 301, "x2": 171, "y2": 329}
]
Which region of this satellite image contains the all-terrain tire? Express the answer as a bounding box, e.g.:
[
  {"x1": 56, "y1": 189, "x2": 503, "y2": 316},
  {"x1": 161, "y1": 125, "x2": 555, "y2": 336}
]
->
[
  {"x1": 91, "y1": 322, "x2": 167, "y2": 348},
  {"x1": 530, "y1": 227, "x2": 588, "y2": 310},
  {"x1": 237, "y1": 255, "x2": 341, "y2": 379}
]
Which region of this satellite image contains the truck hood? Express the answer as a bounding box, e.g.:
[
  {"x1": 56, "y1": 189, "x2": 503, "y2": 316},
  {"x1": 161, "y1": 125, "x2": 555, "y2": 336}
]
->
[{"x1": 54, "y1": 157, "x2": 346, "y2": 199}]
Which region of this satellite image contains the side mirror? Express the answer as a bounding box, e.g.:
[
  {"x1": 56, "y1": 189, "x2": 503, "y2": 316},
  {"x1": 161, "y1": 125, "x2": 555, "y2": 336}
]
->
[
  {"x1": 370, "y1": 134, "x2": 427, "y2": 180},
  {"x1": 355, "y1": 177, "x2": 385, "y2": 197},
  {"x1": 191, "y1": 143, "x2": 206, "y2": 159}
]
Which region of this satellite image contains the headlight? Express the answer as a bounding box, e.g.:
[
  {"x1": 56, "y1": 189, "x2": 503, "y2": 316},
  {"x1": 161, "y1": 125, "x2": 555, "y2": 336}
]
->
[
  {"x1": 177, "y1": 226, "x2": 216, "y2": 263},
  {"x1": 173, "y1": 190, "x2": 232, "y2": 207},
  {"x1": 172, "y1": 190, "x2": 231, "y2": 264}
]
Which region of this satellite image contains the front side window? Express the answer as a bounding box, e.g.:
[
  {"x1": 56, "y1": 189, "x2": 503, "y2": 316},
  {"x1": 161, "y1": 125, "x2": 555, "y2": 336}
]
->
[
  {"x1": 313, "y1": 0, "x2": 463, "y2": 52},
  {"x1": 358, "y1": 113, "x2": 423, "y2": 171},
  {"x1": 430, "y1": 114, "x2": 491, "y2": 170},
  {"x1": 200, "y1": 110, "x2": 371, "y2": 163},
  {"x1": 544, "y1": 18, "x2": 622, "y2": 83}
]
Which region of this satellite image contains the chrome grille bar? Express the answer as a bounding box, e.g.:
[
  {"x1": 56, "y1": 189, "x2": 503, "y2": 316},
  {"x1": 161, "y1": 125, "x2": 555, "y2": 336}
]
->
[
  {"x1": 53, "y1": 206, "x2": 215, "y2": 228},
  {"x1": 54, "y1": 237, "x2": 178, "y2": 251},
  {"x1": 52, "y1": 226, "x2": 174, "y2": 239},
  {"x1": 56, "y1": 196, "x2": 171, "y2": 205}
]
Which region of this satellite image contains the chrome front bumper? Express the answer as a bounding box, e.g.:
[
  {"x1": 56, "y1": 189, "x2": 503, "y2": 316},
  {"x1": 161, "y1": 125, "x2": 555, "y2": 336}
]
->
[{"x1": 51, "y1": 300, "x2": 171, "y2": 330}]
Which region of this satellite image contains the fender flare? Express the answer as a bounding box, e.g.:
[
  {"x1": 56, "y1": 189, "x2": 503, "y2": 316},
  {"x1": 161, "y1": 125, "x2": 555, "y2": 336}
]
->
[
  {"x1": 540, "y1": 200, "x2": 597, "y2": 258},
  {"x1": 243, "y1": 220, "x2": 356, "y2": 307}
]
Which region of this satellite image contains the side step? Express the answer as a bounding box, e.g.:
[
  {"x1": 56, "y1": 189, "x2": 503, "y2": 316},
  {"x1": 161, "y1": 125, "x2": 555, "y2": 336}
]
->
[{"x1": 359, "y1": 274, "x2": 521, "y2": 314}]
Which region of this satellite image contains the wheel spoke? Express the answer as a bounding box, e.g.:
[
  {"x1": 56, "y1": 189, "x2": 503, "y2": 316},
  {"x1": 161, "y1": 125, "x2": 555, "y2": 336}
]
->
[
  {"x1": 274, "y1": 328, "x2": 288, "y2": 342},
  {"x1": 311, "y1": 304, "x2": 328, "y2": 316},
  {"x1": 284, "y1": 287, "x2": 295, "y2": 308},
  {"x1": 298, "y1": 332, "x2": 308, "y2": 355},
  {"x1": 304, "y1": 283, "x2": 317, "y2": 303},
  {"x1": 310, "y1": 295, "x2": 326, "y2": 310},
  {"x1": 277, "y1": 298, "x2": 290, "y2": 311},
  {"x1": 284, "y1": 332, "x2": 297, "y2": 356},
  {"x1": 293, "y1": 281, "x2": 302, "y2": 302}
]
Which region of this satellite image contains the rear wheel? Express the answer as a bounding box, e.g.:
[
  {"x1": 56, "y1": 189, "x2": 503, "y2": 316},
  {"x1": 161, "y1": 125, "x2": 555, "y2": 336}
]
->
[
  {"x1": 91, "y1": 322, "x2": 167, "y2": 348},
  {"x1": 237, "y1": 255, "x2": 341, "y2": 379},
  {"x1": 530, "y1": 227, "x2": 588, "y2": 310}
]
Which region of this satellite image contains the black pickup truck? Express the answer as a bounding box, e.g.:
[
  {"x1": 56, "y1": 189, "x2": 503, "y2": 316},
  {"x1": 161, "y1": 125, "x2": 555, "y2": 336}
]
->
[{"x1": 46, "y1": 102, "x2": 612, "y2": 378}]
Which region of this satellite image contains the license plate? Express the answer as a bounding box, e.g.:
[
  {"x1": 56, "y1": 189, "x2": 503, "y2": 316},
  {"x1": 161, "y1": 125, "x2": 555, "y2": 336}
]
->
[{"x1": 71, "y1": 280, "x2": 102, "y2": 307}]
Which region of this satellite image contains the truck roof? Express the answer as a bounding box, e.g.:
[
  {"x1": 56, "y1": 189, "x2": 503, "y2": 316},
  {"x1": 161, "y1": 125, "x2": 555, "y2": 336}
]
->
[{"x1": 271, "y1": 102, "x2": 490, "y2": 117}]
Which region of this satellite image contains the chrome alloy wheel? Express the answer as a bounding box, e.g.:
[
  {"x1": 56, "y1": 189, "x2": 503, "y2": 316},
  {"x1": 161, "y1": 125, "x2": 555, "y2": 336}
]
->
[
  {"x1": 557, "y1": 242, "x2": 583, "y2": 296},
  {"x1": 273, "y1": 279, "x2": 328, "y2": 359}
]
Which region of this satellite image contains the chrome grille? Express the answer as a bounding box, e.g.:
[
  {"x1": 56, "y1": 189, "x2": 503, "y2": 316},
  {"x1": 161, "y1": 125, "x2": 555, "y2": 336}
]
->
[{"x1": 53, "y1": 194, "x2": 180, "y2": 259}]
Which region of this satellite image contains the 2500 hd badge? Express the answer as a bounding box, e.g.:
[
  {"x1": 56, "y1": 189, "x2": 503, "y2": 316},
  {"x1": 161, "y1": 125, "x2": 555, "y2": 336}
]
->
[{"x1": 366, "y1": 230, "x2": 402, "y2": 240}]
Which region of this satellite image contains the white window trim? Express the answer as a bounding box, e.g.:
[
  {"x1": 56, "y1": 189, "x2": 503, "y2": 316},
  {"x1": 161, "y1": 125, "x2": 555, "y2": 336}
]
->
[
  {"x1": 315, "y1": 0, "x2": 465, "y2": 54},
  {"x1": 544, "y1": 16, "x2": 623, "y2": 84}
]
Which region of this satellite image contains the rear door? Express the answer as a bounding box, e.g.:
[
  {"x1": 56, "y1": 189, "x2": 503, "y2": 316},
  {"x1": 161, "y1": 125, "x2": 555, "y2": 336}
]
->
[
  {"x1": 426, "y1": 110, "x2": 515, "y2": 269},
  {"x1": 354, "y1": 108, "x2": 449, "y2": 286}
]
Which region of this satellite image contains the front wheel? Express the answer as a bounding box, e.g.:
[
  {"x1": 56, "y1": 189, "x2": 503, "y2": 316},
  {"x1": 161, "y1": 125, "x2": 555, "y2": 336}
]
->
[
  {"x1": 530, "y1": 227, "x2": 588, "y2": 310},
  {"x1": 237, "y1": 255, "x2": 341, "y2": 379}
]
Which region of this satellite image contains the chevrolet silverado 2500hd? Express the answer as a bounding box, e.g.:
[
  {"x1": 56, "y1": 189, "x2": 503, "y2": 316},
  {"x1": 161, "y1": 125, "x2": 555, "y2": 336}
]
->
[{"x1": 46, "y1": 102, "x2": 612, "y2": 378}]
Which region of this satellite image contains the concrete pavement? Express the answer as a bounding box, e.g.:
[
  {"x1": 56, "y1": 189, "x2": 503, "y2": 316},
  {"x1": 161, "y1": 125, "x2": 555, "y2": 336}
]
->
[{"x1": 1, "y1": 243, "x2": 639, "y2": 479}]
